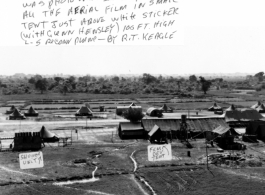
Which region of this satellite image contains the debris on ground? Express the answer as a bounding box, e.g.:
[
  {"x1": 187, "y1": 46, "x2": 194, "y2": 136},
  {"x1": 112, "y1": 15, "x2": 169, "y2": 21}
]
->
[{"x1": 197, "y1": 152, "x2": 263, "y2": 167}]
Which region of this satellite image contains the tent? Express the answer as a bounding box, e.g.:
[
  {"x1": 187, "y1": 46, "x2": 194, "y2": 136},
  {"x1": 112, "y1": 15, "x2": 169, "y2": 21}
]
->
[
  {"x1": 24, "y1": 106, "x2": 39, "y2": 117},
  {"x1": 116, "y1": 106, "x2": 142, "y2": 116},
  {"x1": 9, "y1": 108, "x2": 26, "y2": 120},
  {"x1": 225, "y1": 109, "x2": 264, "y2": 122},
  {"x1": 160, "y1": 104, "x2": 173, "y2": 113},
  {"x1": 75, "y1": 106, "x2": 93, "y2": 116},
  {"x1": 208, "y1": 103, "x2": 223, "y2": 112},
  {"x1": 146, "y1": 107, "x2": 163, "y2": 117},
  {"x1": 251, "y1": 101, "x2": 262, "y2": 109},
  {"x1": 256, "y1": 104, "x2": 265, "y2": 113},
  {"x1": 39, "y1": 126, "x2": 59, "y2": 142},
  {"x1": 226, "y1": 104, "x2": 236, "y2": 111},
  {"x1": 6, "y1": 105, "x2": 16, "y2": 114}
]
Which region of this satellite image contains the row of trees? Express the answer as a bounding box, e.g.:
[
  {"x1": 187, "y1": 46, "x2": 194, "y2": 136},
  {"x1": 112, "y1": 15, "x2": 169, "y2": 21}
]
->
[{"x1": 0, "y1": 74, "x2": 221, "y2": 95}]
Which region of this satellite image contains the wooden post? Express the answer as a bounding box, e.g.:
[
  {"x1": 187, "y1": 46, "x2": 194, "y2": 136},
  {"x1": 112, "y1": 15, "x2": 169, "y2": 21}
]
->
[
  {"x1": 206, "y1": 140, "x2": 209, "y2": 169},
  {"x1": 86, "y1": 117, "x2": 87, "y2": 131}
]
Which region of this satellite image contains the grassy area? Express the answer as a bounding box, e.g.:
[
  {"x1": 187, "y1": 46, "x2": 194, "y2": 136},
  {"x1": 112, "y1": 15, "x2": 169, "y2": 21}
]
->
[
  {"x1": 0, "y1": 93, "x2": 174, "y2": 102},
  {"x1": 209, "y1": 90, "x2": 265, "y2": 101},
  {"x1": 139, "y1": 166, "x2": 265, "y2": 195}
]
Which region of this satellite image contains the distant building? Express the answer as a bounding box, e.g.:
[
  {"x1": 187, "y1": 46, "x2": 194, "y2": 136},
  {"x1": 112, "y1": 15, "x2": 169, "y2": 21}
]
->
[{"x1": 118, "y1": 122, "x2": 145, "y2": 139}]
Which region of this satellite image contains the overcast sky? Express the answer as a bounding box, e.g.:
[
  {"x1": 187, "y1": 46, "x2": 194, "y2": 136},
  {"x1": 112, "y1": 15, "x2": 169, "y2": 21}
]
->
[{"x1": 0, "y1": 0, "x2": 265, "y2": 76}]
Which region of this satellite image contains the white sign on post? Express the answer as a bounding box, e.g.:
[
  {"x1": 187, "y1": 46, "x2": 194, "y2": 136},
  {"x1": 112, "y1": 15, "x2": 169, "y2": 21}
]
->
[
  {"x1": 148, "y1": 144, "x2": 172, "y2": 162},
  {"x1": 19, "y1": 151, "x2": 44, "y2": 169}
]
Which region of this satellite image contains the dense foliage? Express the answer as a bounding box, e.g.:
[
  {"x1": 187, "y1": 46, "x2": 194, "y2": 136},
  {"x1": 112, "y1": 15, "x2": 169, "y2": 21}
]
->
[{"x1": 0, "y1": 72, "x2": 264, "y2": 95}]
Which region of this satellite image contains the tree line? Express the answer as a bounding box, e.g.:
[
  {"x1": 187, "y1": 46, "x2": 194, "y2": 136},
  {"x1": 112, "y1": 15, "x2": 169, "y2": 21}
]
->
[{"x1": 0, "y1": 73, "x2": 235, "y2": 96}]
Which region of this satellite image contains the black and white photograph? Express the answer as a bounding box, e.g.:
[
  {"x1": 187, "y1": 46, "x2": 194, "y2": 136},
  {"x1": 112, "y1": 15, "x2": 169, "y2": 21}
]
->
[{"x1": 1, "y1": 0, "x2": 265, "y2": 194}]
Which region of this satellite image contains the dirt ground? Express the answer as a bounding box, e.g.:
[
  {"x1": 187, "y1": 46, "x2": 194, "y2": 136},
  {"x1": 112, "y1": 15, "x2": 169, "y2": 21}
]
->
[{"x1": 1, "y1": 133, "x2": 265, "y2": 195}]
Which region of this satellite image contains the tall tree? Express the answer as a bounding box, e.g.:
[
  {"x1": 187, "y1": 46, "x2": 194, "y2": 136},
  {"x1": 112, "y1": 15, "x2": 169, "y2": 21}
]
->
[
  {"x1": 176, "y1": 80, "x2": 182, "y2": 91},
  {"x1": 199, "y1": 76, "x2": 211, "y2": 94},
  {"x1": 142, "y1": 73, "x2": 157, "y2": 84},
  {"x1": 54, "y1": 77, "x2": 64, "y2": 83},
  {"x1": 111, "y1": 76, "x2": 120, "y2": 82},
  {"x1": 189, "y1": 75, "x2": 197, "y2": 82},
  {"x1": 254, "y1": 72, "x2": 264, "y2": 82},
  {"x1": 35, "y1": 78, "x2": 48, "y2": 94}
]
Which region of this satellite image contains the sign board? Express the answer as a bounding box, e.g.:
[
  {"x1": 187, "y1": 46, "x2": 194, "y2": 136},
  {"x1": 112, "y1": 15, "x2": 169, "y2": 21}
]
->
[
  {"x1": 19, "y1": 151, "x2": 44, "y2": 169},
  {"x1": 148, "y1": 144, "x2": 172, "y2": 162}
]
